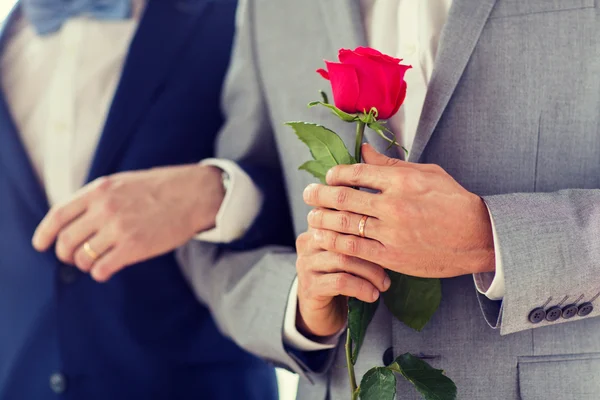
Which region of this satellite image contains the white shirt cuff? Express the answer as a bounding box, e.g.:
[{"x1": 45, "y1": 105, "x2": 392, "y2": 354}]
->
[
  {"x1": 283, "y1": 277, "x2": 343, "y2": 351},
  {"x1": 194, "y1": 159, "x2": 263, "y2": 243},
  {"x1": 473, "y1": 206, "x2": 506, "y2": 300}
]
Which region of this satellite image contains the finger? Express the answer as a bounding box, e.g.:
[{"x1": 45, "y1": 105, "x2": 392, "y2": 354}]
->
[
  {"x1": 313, "y1": 229, "x2": 385, "y2": 266},
  {"x1": 73, "y1": 230, "x2": 115, "y2": 273},
  {"x1": 54, "y1": 213, "x2": 99, "y2": 264},
  {"x1": 362, "y1": 143, "x2": 442, "y2": 174},
  {"x1": 314, "y1": 272, "x2": 380, "y2": 303},
  {"x1": 303, "y1": 184, "x2": 378, "y2": 217},
  {"x1": 33, "y1": 200, "x2": 88, "y2": 252},
  {"x1": 308, "y1": 251, "x2": 391, "y2": 292},
  {"x1": 90, "y1": 245, "x2": 128, "y2": 283},
  {"x1": 326, "y1": 162, "x2": 392, "y2": 191},
  {"x1": 307, "y1": 208, "x2": 382, "y2": 241},
  {"x1": 361, "y1": 143, "x2": 405, "y2": 167}
]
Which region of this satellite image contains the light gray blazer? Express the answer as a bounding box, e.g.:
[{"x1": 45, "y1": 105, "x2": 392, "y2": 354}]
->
[{"x1": 178, "y1": 0, "x2": 600, "y2": 399}]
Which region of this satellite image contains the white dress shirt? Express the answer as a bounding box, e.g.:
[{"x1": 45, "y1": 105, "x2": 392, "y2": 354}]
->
[
  {"x1": 283, "y1": 0, "x2": 506, "y2": 351},
  {"x1": 0, "y1": 3, "x2": 262, "y2": 252}
]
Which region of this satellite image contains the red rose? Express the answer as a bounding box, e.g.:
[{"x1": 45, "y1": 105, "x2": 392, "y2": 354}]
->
[{"x1": 317, "y1": 47, "x2": 412, "y2": 120}]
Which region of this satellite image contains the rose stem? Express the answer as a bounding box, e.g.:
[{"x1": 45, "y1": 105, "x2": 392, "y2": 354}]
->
[
  {"x1": 354, "y1": 121, "x2": 366, "y2": 163},
  {"x1": 346, "y1": 120, "x2": 368, "y2": 400},
  {"x1": 345, "y1": 328, "x2": 358, "y2": 398}
]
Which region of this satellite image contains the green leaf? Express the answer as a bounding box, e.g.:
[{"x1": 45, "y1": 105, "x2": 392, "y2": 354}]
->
[
  {"x1": 382, "y1": 271, "x2": 441, "y2": 332},
  {"x1": 308, "y1": 101, "x2": 359, "y2": 123},
  {"x1": 298, "y1": 160, "x2": 330, "y2": 184},
  {"x1": 359, "y1": 367, "x2": 397, "y2": 400},
  {"x1": 390, "y1": 353, "x2": 457, "y2": 400},
  {"x1": 348, "y1": 297, "x2": 379, "y2": 364},
  {"x1": 367, "y1": 122, "x2": 400, "y2": 147},
  {"x1": 286, "y1": 122, "x2": 356, "y2": 168}
]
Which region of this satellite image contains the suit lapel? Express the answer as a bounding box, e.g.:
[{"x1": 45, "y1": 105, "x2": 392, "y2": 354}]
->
[
  {"x1": 408, "y1": 0, "x2": 498, "y2": 162},
  {"x1": 87, "y1": 0, "x2": 212, "y2": 181},
  {"x1": 0, "y1": 5, "x2": 49, "y2": 218}
]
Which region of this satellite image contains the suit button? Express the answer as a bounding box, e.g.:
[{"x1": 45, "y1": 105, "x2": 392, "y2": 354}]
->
[
  {"x1": 49, "y1": 372, "x2": 67, "y2": 394},
  {"x1": 545, "y1": 306, "x2": 562, "y2": 322},
  {"x1": 382, "y1": 347, "x2": 394, "y2": 366},
  {"x1": 578, "y1": 302, "x2": 594, "y2": 317},
  {"x1": 528, "y1": 307, "x2": 546, "y2": 324},
  {"x1": 562, "y1": 304, "x2": 579, "y2": 319},
  {"x1": 59, "y1": 265, "x2": 79, "y2": 284}
]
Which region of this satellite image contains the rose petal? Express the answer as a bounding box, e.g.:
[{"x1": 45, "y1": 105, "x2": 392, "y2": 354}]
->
[
  {"x1": 316, "y1": 68, "x2": 330, "y2": 80},
  {"x1": 389, "y1": 80, "x2": 408, "y2": 118},
  {"x1": 336, "y1": 50, "x2": 389, "y2": 114},
  {"x1": 325, "y1": 61, "x2": 360, "y2": 114},
  {"x1": 352, "y1": 47, "x2": 403, "y2": 64}
]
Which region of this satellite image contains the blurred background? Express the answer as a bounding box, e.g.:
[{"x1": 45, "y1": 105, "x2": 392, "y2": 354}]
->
[{"x1": 0, "y1": 1, "x2": 298, "y2": 399}]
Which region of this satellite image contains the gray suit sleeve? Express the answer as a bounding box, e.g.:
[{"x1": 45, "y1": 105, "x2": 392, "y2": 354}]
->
[
  {"x1": 177, "y1": 0, "x2": 334, "y2": 380},
  {"x1": 481, "y1": 190, "x2": 600, "y2": 335}
]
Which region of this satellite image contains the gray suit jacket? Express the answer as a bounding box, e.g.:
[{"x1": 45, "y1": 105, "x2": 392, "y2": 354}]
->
[{"x1": 178, "y1": 0, "x2": 600, "y2": 398}]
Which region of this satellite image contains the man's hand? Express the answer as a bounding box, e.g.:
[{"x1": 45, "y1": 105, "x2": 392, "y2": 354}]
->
[
  {"x1": 304, "y1": 144, "x2": 495, "y2": 278},
  {"x1": 295, "y1": 228, "x2": 391, "y2": 338},
  {"x1": 32, "y1": 164, "x2": 225, "y2": 282}
]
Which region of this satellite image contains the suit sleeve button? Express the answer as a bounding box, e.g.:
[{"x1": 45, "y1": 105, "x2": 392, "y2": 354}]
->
[
  {"x1": 562, "y1": 304, "x2": 579, "y2": 319},
  {"x1": 545, "y1": 306, "x2": 562, "y2": 322},
  {"x1": 528, "y1": 307, "x2": 546, "y2": 324},
  {"x1": 578, "y1": 302, "x2": 594, "y2": 317}
]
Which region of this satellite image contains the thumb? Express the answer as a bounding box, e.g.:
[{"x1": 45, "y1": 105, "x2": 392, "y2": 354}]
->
[{"x1": 361, "y1": 143, "x2": 402, "y2": 167}]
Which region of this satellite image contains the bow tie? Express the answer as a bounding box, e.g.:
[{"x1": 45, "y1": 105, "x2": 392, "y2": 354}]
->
[{"x1": 22, "y1": 0, "x2": 132, "y2": 36}]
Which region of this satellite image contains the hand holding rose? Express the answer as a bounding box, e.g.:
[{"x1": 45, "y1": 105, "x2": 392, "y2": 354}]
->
[
  {"x1": 303, "y1": 144, "x2": 496, "y2": 279},
  {"x1": 295, "y1": 227, "x2": 391, "y2": 338}
]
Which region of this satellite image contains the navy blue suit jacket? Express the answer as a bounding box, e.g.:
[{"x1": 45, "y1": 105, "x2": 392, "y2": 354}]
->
[{"x1": 0, "y1": 1, "x2": 291, "y2": 399}]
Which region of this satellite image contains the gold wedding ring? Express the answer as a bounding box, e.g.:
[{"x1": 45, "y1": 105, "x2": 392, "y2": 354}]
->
[
  {"x1": 83, "y1": 242, "x2": 99, "y2": 261},
  {"x1": 358, "y1": 215, "x2": 368, "y2": 238}
]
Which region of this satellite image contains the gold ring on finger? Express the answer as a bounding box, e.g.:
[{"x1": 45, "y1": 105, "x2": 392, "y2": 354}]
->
[
  {"x1": 358, "y1": 215, "x2": 368, "y2": 238},
  {"x1": 83, "y1": 242, "x2": 99, "y2": 261}
]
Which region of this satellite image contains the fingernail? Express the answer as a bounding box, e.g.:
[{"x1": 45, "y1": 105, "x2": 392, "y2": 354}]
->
[
  {"x1": 372, "y1": 289, "x2": 380, "y2": 302},
  {"x1": 383, "y1": 275, "x2": 391, "y2": 291},
  {"x1": 303, "y1": 184, "x2": 317, "y2": 199},
  {"x1": 314, "y1": 230, "x2": 323, "y2": 242},
  {"x1": 326, "y1": 168, "x2": 334, "y2": 182}
]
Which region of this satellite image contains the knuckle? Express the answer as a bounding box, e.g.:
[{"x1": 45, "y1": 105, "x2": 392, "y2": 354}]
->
[
  {"x1": 335, "y1": 188, "x2": 349, "y2": 207},
  {"x1": 94, "y1": 176, "x2": 114, "y2": 194},
  {"x1": 100, "y1": 197, "x2": 119, "y2": 216},
  {"x1": 336, "y1": 253, "x2": 351, "y2": 267},
  {"x1": 358, "y1": 280, "x2": 373, "y2": 299},
  {"x1": 326, "y1": 232, "x2": 339, "y2": 250},
  {"x1": 332, "y1": 274, "x2": 349, "y2": 292},
  {"x1": 338, "y1": 213, "x2": 351, "y2": 231},
  {"x1": 51, "y1": 206, "x2": 67, "y2": 226},
  {"x1": 344, "y1": 237, "x2": 358, "y2": 255},
  {"x1": 350, "y1": 164, "x2": 366, "y2": 183},
  {"x1": 57, "y1": 231, "x2": 73, "y2": 251}
]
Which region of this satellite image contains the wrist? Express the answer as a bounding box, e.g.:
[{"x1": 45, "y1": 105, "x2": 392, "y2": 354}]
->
[
  {"x1": 189, "y1": 164, "x2": 226, "y2": 233},
  {"x1": 296, "y1": 297, "x2": 347, "y2": 339},
  {"x1": 471, "y1": 197, "x2": 496, "y2": 274}
]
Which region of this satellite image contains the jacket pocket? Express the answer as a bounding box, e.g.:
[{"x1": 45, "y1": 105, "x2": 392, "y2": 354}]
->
[
  {"x1": 518, "y1": 353, "x2": 600, "y2": 400},
  {"x1": 489, "y1": 0, "x2": 595, "y2": 19}
]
